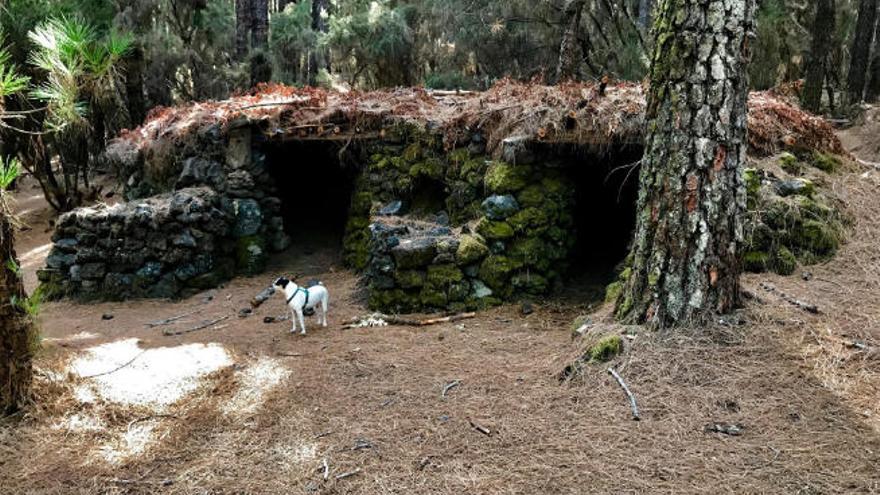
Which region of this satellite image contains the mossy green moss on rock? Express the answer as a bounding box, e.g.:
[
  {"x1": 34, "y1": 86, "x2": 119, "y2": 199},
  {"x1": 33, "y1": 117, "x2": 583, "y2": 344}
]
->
[
  {"x1": 779, "y1": 152, "x2": 801, "y2": 174},
  {"x1": 605, "y1": 281, "x2": 623, "y2": 303},
  {"x1": 742, "y1": 251, "x2": 770, "y2": 273},
  {"x1": 426, "y1": 263, "x2": 464, "y2": 288},
  {"x1": 484, "y1": 161, "x2": 530, "y2": 193},
  {"x1": 508, "y1": 207, "x2": 551, "y2": 234},
  {"x1": 419, "y1": 286, "x2": 447, "y2": 308},
  {"x1": 508, "y1": 237, "x2": 550, "y2": 270},
  {"x1": 586, "y1": 334, "x2": 623, "y2": 363},
  {"x1": 235, "y1": 235, "x2": 266, "y2": 275},
  {"x1": 476, "y1": 218, "x2": 515, "y2": 240},
  {"x1": 511, "y1": 271, "x2": 548, "y2": 294},
  {"x1": 456, "y1": 234, "x2": 489, "y2": 265},
  {"x1": 479, "y1": 255, "x2": 522, "y2": 292},
  {"x1": 395, "y1": 270, "x2": 426, "y2": 289},
  {"x1": 773, "y1": 246, "x2": 797, "y2": 275},
  {"x1": 810, "y1": 152, "x2": 842, "y2": 173},
  {"x1": 791, "y1": 219, "x2": 840, "y2": 258}
]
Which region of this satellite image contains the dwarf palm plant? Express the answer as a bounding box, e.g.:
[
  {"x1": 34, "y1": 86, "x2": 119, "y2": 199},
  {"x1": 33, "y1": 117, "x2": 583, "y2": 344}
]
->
[{"x1": 27, "y1": 17, "x2": 131, "y2": 211}]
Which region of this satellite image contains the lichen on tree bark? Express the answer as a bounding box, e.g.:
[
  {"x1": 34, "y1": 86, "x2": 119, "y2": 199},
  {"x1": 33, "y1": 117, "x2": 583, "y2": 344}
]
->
[{"x1": 615, "y1": 0, "x2": 756, "y2": 327}]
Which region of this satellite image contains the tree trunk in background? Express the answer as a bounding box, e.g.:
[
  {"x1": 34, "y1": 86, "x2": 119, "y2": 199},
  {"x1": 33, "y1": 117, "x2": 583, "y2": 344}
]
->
[
  {"x1": 308, "y1": 0, "x2": 329, "y2": 86},
  {"x1": 846, "y1": 0, "x2": 878, "y2": 105},
  {"x1": 0, "y1": 206, "x2": 33, "y2": 414},
  {"x1": 615, "y1": 0, "x2": 756, "y2": 327},
  {"x1": 867, "y1": 52, "x2": 880, "y2": 101},
  {"x1": 802, "y1": 0, "x2": 836, "y2": 113},
  {"x1": 235, "y1": 0, "x2": 254, "y2": 60},
  {"x1": 556, "y1": 0, "x2": 587, "y2": 82},
  {"x1": 123, "y1": 46, "x2": 147, "y2": 127},
  {"x1": 252, "y1": 0, "x2": 269, "y2": 51},
  {"x1": 638, "y1": 0, "x2": 653, "y2": 30}
]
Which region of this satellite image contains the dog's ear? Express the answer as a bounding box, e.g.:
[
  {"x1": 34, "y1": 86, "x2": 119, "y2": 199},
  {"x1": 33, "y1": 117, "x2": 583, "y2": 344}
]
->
[{"x1": 274, "y1": 277, "x2": 289, "y2": 288}]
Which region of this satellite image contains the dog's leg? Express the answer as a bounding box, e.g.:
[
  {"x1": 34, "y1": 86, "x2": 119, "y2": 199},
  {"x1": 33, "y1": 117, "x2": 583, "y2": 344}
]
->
[
  {"x1": 321, "y1": 298, "x2": 328, "y2": 327},
  {"x1": 297, "y1": 309, "x2": 306, "y2": 335}
]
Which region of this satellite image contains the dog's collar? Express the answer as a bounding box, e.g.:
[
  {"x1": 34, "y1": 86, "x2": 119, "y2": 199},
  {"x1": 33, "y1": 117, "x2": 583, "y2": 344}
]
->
[{"x1": 286, "y1": 287, "x2": 309, "y2": 305}]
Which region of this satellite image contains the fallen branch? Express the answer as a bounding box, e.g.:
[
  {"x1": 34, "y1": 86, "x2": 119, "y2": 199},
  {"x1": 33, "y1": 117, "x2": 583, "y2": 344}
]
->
[
  {"x1": 442, "y1": 380, "x2": 461, "y2": 398},
  {"x1": 81, "y1": 351, "x2": 146, "y2": 379},
  {"x1": 469, "y1": 419, "x2": 491, "y2": 436},
  {"x1": 335, "y1": 468, "x2": 361, "y2": 481},
  {"x1": 607, "y1": 367, "x2": 640, "y2": 421},
  {"x1": 146, "y1": 310, "x2": 200, "y2": 328},
  {"x1": 163, "y1": 315, "x2": 230, "y2": 336},
  {"x1": 251, "y1": 286, "x2": 276, "y2": 308},
  {"x1": 759, "y1": 282, "x2": 820, "y2": 314},
  {"x1": 343, "y1": 312, "x2": 476, "y2": 329},
  {"x1": 276, "y1": 351, "x2": 303, "y2": 358}
]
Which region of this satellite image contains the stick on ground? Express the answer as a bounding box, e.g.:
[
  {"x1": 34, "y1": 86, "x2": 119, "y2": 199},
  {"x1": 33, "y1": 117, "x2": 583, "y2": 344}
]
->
[
  {"x1": 163, "y1": 315, "x2": 230, "y2": 336},
  {"x1": 469, "y1": 419, "x2": 491, "y2": 436},
  {"x1": 146, "y1": 310, "x2": 200, "y2": 328},
  {"x1": 608, "y1": 367, "x2": 640, "y2": 421},
  {"x1": 442, "y1": 380, "x2": 461, "y2": 398},
  {"x1": 335, "y1": 468, "x2": 361, "y2": 480},
  {"x1": 759, "y1": 282, "x2": 820, "y2": 314},
  {"x1": 343, "y1": 312, "x2": 476, "y2": 329}
]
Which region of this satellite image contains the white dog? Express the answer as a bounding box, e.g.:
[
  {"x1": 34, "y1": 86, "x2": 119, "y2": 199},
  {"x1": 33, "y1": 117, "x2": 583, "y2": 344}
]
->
[{"x1": 273, "y1": 277, "x2": 329, "y2": 335}]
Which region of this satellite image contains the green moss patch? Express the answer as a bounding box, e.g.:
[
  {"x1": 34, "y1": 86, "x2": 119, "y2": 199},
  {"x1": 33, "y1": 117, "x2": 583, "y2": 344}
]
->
[
  {"x1": 586, "y1": 334, "x2": 623, "y2": 363},
  {"x1": 484, "y1": 161, "x2": 530, "y2": 193}
]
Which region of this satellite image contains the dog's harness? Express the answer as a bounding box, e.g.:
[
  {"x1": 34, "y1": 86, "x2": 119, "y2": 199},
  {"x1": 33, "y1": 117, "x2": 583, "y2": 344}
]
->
[{"x1": 286, "y1": 287, "x2": 309, "y2": 306}]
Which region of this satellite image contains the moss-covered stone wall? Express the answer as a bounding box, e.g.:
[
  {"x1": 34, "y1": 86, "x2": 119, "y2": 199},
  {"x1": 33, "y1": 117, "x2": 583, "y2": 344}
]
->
[{"x1": 345, "y1": 127, "x2": 581, "y2": 313}]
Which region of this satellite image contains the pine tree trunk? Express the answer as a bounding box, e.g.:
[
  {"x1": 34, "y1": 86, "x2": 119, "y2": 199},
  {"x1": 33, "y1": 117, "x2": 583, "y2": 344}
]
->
[
  {"x1": 846, "y1": 0, "x2": 879, "y2": 105},
  {"x1": 556, "y1": 0, "x2": 587, "y2": 82},
  {"x1": 0, "y1": 207, "x2": 32, "y2": 414},
  {"x1": 235, "y1": 0, "x2": 254, "y2": 60},
  {"x1": 615, "y1": 0, "x2": 756, "y2": 327},
  {"x1": 252, "y1": 0, "x2": 269, "y2": 50},
  {"x1": 308, "y1": 0, "x2": 329, "y2": 86},
  {"x1": 638, "y1": 0, "x2": 653, "y2": 29},
  {"x1": 867, "y1": 52, "x2": 880, "y2": 101},
  {"x1": 123, "y1": 45, "x2": 147, "y2": 127},
  {"x1": 802, "y1": 0, "x2": 836, "y2": 113}
]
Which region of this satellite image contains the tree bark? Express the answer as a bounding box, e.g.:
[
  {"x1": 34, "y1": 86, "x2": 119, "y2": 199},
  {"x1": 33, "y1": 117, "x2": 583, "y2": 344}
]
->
[
  {"x1": 867, "y1": 52, "x2": 880, "y2": 101},
  {"x1": 615, "y1": 0, "x2": 756, "y2": 327},
  {"x1": 802, "y1": 0, "x2": 836, "y2": 113},
  {"x1": 638, "y1": 0, "x2": 654, "y2": 29},
  {"x1": 235, "y1": 0, "x2": 254, "y2": 60},
  {"x1": 846, "y1": 0, "x2": 879, "y2": 105},
  {"x1": 0, "y1": 203, "x2": 33, "y2": 414},
  {"x1": 252, "y1": 0, "x2": 269, "y2": 51},
  {"x1": 123, "y1": 45, "x2": 147, "y2": 126},
  {"x1": 556, "y1": 0, "x2": 587, "y2": 82},
  {"x1": 308, "y1": 0, "x2": 329, "y2": 86}
]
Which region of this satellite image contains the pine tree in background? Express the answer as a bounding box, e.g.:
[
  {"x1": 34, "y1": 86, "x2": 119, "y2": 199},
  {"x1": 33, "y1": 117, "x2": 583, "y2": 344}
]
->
[
  {"x1": 803, "y1": 0, "x2": 837, "y2": 113},
  {"x1": 846, "y1": 0, "x2": 878, "y2": 105}
]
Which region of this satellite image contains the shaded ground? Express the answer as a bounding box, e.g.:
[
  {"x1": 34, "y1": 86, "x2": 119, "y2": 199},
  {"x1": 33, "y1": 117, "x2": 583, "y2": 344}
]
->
[{"x1": 3, "y1": 116, "x2": 880, "y2": 493}]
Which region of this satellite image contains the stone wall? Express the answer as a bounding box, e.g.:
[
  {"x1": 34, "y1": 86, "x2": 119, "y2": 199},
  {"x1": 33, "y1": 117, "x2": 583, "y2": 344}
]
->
[
  {"x1": 352, "y1": 135, "x2": 581, "y2": 312},
  {"x1": 39, "y1": 187, "x2": 281, "y2": 300}
]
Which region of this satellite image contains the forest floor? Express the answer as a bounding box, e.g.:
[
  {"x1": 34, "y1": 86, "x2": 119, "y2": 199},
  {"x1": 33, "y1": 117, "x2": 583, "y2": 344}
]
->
[{"x1": 2, "y1": 112, "x2": 880, "y2": 494}]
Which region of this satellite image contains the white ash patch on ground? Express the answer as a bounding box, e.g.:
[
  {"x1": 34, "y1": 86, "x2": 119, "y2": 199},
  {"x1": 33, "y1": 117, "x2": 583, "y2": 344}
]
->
[
  {"x1": 70, "y1": 338, "x2": 233, "y2": 409},
  {"x1": 62, "y1": 338, "x2": 234, "y2": 465},
  {"x1": 43, "y1": 331, "x2": 101, "y2": 343},
  {"x1": 97, "y1": 422, "x2": 158, "y2": 466},
  {"x1": 51, "y1": 413, "x2": 106, "y2": 433},
  {"x1": 223, "y1": 357, "x2": 291, "y2": 417}
]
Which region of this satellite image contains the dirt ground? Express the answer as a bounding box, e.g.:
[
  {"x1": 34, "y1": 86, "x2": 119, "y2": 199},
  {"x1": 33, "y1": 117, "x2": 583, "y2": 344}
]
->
[{"x1": 2, "y1": 114, "x2": 880, "y2": 494}]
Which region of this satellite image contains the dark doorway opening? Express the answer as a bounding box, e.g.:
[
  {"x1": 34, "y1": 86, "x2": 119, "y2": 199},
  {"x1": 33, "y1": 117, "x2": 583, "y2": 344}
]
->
[
  {"x1": 548, "y1": 144, "x2": 642, "y2": 295},
  {"x1": 263, "y1": 139, "x2": 361, "y2": 253}
]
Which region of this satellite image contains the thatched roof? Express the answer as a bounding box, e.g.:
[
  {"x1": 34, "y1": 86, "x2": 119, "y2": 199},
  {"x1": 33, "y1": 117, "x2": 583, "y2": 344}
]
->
[{"x1": 117, "y1": 80, "x2": 844, "y2": 162}]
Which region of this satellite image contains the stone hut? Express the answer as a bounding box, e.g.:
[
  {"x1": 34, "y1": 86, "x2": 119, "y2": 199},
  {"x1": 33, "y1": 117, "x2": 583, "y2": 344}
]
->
[{"x1": 37, "y1": 82, "x2": 848, "y2": 312}]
